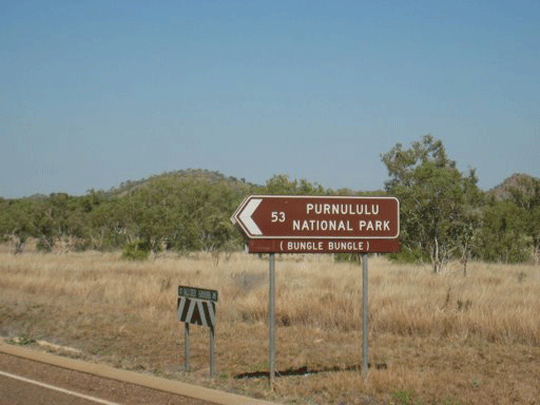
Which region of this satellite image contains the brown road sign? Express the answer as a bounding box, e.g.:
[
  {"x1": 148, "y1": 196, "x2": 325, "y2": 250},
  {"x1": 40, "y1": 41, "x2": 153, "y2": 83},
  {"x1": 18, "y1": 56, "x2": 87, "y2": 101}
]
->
[
  {"x1": 247, "y1": 238, "x2": 401, "y2": 254},
  {"x1": 231, "y1": 195, "x2": 399, "y2": 240}
]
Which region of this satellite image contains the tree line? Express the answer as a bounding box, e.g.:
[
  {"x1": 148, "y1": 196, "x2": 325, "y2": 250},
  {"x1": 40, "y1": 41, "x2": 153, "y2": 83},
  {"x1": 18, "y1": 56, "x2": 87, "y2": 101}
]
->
[{"x1": 1, "y1": 140, "x2": 539, "y2": 269}]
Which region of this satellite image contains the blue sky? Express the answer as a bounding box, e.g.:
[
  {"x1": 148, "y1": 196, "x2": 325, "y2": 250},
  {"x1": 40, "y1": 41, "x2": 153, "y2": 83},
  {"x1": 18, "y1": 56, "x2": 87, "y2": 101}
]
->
[{"x1": 1, "y1": 0, "x2": 539, "y2": 198}]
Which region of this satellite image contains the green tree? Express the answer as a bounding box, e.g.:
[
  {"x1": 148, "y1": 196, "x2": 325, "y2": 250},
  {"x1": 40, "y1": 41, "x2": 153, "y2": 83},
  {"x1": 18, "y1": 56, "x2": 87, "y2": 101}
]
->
[
  {"x1": 174, "y1": 178, "x2": 245, "y2": 254},
  {"x1": 450, "y1": 171, "x2": 484, "y2": 275},
  {"x1": 381, "y1": 135, "x2": 481, "y2": 273},
  {"x1": 263, "y1": 174, "x2": 325, "y2": 195},
  {"x1": 32, "y1": 199, "x2": 57, "y2": 252},
  {"x1": 477, "y1": 199, "x2": 529, "y2": 263},
  {"x1": 0, "y1": 199, "x2": 36, "y2": 254},
  {"x1": 507, "y1": 176, "x2": 540, "y2": 264}
]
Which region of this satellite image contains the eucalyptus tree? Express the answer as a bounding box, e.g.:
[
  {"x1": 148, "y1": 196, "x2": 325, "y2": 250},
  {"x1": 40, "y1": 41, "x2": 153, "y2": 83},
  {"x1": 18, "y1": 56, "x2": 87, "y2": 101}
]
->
[
  {"x1": 263, "y1": 174, "x2": 326, "y2": 195},
  {"x1": 507, "y1": 176, "x2": 540, "y2": 264},
  {"x1": 381, "y1": 135, "x2": 481, "y2": 273},
  {"x1": 0, "y1": 199, "x2": 36, "y2": 254},
  {"x1": 476, "y1": 199, "x2": 529, "y2": 264}
]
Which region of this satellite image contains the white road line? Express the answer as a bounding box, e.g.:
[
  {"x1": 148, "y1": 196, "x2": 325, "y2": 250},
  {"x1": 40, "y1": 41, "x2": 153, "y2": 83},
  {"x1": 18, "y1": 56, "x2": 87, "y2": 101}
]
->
[{"x1": 0, "y1": 370, "x2": 121, "y2": 405}]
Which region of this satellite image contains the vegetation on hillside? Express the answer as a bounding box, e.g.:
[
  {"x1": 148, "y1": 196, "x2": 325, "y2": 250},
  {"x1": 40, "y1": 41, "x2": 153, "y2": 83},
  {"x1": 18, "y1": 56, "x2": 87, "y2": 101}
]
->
[{"x1": 1, "y1": 140, "x2": 539, "y2": 265}]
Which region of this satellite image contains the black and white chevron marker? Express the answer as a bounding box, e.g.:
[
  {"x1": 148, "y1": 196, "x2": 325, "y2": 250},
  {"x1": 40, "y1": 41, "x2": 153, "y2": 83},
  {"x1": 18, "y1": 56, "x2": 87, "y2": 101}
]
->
[{"x1": 177, "y1": 297, "x2": 216, "y2": 328}]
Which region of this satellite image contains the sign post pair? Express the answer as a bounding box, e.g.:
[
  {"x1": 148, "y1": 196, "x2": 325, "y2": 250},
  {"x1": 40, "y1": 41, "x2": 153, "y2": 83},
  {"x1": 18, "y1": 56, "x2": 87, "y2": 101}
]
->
[{"x1": 231, "y1": 195, "x2": 400, "y2": 386}]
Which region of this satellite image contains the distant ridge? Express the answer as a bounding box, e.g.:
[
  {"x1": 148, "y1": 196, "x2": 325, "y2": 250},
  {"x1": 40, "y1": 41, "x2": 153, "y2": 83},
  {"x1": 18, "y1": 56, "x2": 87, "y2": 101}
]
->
[
  {"x1": 107, "y1": 170, "x2": 539, "y2": 200},
  {"x1": 18, "y1": 169, "x2": 537, "y2": 200},
  {"x1": 106, "y1": 168, "x2": 259, "y2": 197},
  {"x1": 487, "y1": 173, "x2": 539, "y2": 201}
]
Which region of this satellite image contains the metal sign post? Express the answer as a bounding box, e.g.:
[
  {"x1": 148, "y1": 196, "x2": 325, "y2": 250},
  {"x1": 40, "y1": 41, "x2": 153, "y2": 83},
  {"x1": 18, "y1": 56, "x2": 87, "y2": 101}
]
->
[
  {"x1": 269, "y1": 253, "x2": 276, "y2": 390},
  {"x1": 209, "y1": 322, "x2": 216, "y2": 376},
  {"x1": 185, "y1": 323, "x2": 190, "y2": 372},
  {"x1": 362, "y1": 254, "x2": 369, "y2": 381}
]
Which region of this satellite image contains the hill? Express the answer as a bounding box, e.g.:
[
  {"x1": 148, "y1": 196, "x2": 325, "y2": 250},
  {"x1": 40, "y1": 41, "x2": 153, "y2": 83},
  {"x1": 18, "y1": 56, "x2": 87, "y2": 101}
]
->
[
  {"x1": 106, "y1": 168, "x2": 259, "y2": 198},
  {"x1": 108, "y1": 170, "x2": 539, "y2": 201},
  {"x1": 488, "y1": 173, "x2": 540, "y2": 201}
]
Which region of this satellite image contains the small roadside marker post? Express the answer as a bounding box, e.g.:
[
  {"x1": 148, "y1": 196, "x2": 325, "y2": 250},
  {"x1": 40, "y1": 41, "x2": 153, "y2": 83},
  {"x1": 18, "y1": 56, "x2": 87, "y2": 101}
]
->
[{"x1": 177, "y1": 286, "x2": 218, "y2": 377}]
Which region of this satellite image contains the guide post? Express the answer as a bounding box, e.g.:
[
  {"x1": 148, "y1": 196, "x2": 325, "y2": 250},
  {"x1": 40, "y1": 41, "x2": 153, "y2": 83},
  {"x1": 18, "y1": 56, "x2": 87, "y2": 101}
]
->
[{"x1": 177, "y1": 286, "x2": 218, "y2": 376}]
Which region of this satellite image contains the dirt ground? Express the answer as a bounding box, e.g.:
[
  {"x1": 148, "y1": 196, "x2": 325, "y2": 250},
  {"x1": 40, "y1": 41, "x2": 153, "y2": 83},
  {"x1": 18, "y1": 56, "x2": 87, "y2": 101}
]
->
[
  {"x1": 2, "y1": 291, "x2": 540, "y2": 404},
  {"x1": 1, "y1": 252, "x2": 540, "y2": 404}
]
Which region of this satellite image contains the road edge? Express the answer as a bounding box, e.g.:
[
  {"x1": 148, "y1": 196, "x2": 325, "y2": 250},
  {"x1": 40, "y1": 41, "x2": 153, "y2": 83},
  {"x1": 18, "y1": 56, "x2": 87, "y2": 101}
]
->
[{"x1": 0, "y1": 340, "x2": 277, "y2": 405}]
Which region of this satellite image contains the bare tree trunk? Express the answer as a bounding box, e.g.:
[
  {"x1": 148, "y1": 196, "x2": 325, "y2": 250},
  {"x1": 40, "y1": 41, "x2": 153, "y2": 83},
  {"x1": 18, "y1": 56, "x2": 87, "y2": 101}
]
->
[
  {"x1": 14, "y1": 236, "x2": 26, "y2": 255},
  {"x1": 461, "y1": 242, "x2": 469, "y2": 277},
  {"x1": 432, "y1": 237, "x2": 440, "y2": 273}
]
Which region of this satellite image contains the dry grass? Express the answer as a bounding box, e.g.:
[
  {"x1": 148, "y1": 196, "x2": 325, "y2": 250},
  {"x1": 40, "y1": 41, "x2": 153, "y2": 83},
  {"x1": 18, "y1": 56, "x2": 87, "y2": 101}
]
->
[{"x1": 1, "y1": 250, "x2": 540, "y2": 404}]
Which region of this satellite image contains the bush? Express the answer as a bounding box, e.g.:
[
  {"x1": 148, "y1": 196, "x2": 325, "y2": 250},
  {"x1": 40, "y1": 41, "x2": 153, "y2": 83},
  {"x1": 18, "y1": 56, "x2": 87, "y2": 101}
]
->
[
  {"x1": 36, "y1": 236, "x2": 54, "y2": 253},
  {"x1": 122, "y1": 239, "x2": 151, "y2": 260},
  {"x1": 388, "y1": 246, "x2": 429, "y2": 264}
]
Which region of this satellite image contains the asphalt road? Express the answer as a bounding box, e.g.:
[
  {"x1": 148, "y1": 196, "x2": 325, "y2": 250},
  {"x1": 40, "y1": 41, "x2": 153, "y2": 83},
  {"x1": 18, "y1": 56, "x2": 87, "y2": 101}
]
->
[
  {"x1": 0, "y1": 343, "x2": 275, "y2": 405},
  {"x1": 0, "y1": 368, "x2": 119, "y2": 405},
  {"x1": 0, "y1": 352, "x2": 218, "y2": 405}
]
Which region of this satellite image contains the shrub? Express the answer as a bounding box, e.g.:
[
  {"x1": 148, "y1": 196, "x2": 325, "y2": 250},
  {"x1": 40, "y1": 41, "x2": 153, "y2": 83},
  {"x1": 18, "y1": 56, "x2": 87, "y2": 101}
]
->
[{"x1": 122, "y1": 239, "x2": 151, "y2": 260}]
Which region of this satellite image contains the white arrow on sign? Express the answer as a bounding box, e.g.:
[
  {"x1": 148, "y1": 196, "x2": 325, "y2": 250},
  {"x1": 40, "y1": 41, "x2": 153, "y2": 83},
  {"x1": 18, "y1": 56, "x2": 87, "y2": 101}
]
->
[{"x1": 234, "y1": 198, "x2": 263, "y2": 236}]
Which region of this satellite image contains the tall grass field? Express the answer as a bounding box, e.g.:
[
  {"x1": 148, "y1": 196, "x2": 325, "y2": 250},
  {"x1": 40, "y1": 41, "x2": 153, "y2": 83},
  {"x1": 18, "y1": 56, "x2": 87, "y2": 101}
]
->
[{"x1": 1, "y1": 250, "x2": 539, "y2": 404}]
